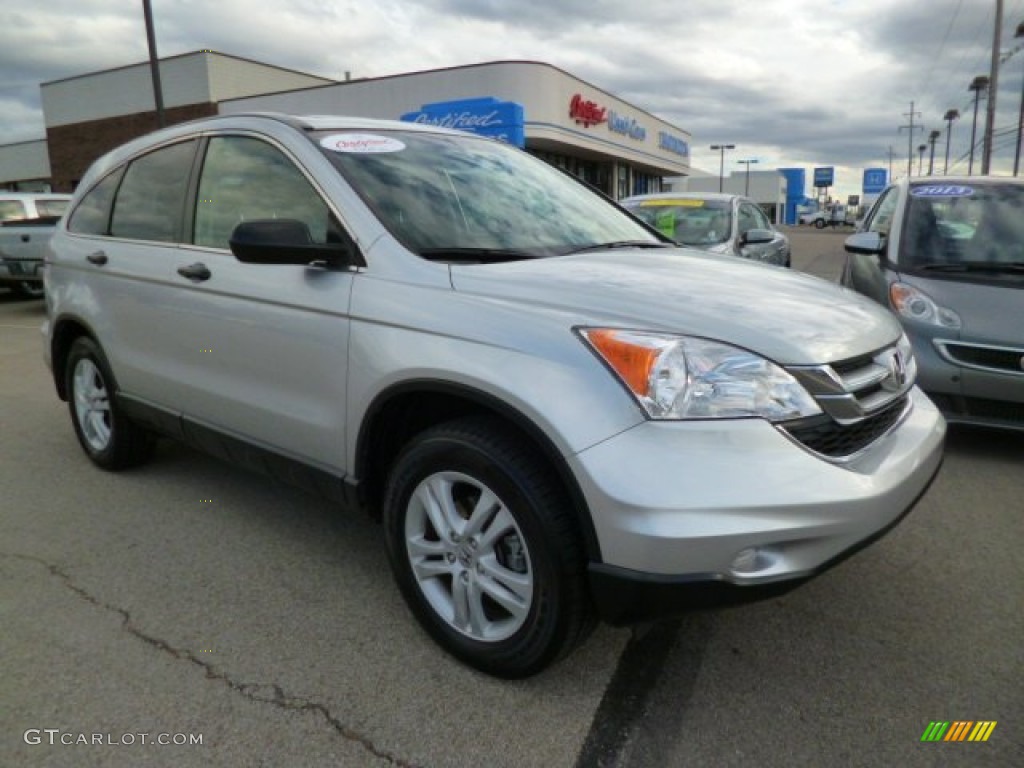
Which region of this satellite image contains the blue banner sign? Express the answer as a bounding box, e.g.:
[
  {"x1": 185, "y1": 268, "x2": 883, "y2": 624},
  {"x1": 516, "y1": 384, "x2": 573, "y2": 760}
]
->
[
  {"x1": 400, "y1": 97, "x2": 525, "y2": 147},
  {"x1": 862, "y1": 168, "x2": 888, "y2": 195},
  {"x1": 813, "y1": 167, "x2": 835, "y2": 188},
  {"x1": 658, "y1": 132, "x2": 689, "y2": 158},
  {"x1": 607, "y1": 111, "x2": 647, "y2": 141}
]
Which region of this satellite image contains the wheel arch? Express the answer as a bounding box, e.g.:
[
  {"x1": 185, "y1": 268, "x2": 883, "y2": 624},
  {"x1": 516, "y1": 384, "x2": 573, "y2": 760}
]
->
[
  {"x1": 354, "y1": 380, "x2": 603, "y2": 563},
  {"x1": 50, "y1": 314, "x2": 102, "y2": 401}
]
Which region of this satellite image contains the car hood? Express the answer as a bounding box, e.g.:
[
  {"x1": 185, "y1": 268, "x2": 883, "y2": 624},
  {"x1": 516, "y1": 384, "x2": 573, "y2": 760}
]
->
[
  {"x1": 901, "y1": 273, "x2": 1023, "y2": 345},
  {"x1": 450, "y1": 248, "x2": 900, "y2": 365}
]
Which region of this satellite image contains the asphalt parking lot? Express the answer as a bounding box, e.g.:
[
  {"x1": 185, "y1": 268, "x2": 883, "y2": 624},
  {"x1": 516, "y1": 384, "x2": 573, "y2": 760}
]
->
[{"x1": 2, "y1": 232, "x2": 1022, "y2": 767}]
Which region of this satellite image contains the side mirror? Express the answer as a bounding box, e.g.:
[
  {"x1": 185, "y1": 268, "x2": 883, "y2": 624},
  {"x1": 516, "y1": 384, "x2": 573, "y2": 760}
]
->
[
  {"x1": 229, "y1": 219, "x2": 359, "y2": 268},
  {"x1": 740, "y1": 228, "x2": 774, "y2": 246},
  {"x1": 844, "y1": 231, "x2": 885, "y2": 255}
]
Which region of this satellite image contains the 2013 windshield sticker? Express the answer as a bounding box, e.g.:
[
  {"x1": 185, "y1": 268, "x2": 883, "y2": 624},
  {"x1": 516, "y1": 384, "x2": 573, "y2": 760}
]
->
[
  {"x1": 320, "y1": 134, "x2": 406, "y2": 153},
  {"x1": 911, "y1": 185, "x2": 974, "y2": 197}
]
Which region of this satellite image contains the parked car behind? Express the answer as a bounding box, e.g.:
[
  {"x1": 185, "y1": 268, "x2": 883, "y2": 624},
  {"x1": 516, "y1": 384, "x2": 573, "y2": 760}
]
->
[
  {"x1": 0, "y1": 193, "x2": 71, "y2": 297},
  {"x1": 45, "y1": 113, "x2": 943, "y2": 677},
  {"x1": 843, "y1": 177, "x2": 1024, "y2": 432},
  {"x1": 620, "y1": 192, "x2": 790, "y2": 266}
]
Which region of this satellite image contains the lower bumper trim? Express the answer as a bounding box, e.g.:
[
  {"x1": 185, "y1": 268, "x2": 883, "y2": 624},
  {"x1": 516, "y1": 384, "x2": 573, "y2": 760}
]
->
[{"x1": 588, "y1": 455, "x2": 943, "y2": 625}]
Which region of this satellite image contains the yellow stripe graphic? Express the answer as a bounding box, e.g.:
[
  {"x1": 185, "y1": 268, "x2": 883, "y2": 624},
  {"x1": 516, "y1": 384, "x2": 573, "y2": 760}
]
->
[{"x1": 968, "y1": 721, "x2": 997, "y2": 742}]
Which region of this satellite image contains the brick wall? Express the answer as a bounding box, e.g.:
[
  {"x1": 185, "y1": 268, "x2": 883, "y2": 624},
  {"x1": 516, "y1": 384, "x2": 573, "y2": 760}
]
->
[{"x1": 46, "y1": 103, "x2": 218, "y2": 192}]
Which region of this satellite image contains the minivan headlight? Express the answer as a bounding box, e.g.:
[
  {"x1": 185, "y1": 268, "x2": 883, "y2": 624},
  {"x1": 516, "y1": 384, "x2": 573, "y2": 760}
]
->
[
  {"x1": 580, "y1": 329, "x2": 822, "y2": 421},
  {"x1": 889, "y1": 283, "x2": 961, "y2": 329}
]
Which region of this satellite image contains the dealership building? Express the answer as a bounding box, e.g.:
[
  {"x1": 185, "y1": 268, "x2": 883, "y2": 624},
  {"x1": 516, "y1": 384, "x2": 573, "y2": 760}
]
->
[{"x1": 0, "y1": 52, "x2": 693, "y2": 200}]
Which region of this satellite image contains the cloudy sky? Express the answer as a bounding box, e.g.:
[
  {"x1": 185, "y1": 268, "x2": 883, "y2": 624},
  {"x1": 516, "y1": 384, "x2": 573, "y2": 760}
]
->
[{"x1": 2, "y1": 0, "x2": 1021, "y2": 196}]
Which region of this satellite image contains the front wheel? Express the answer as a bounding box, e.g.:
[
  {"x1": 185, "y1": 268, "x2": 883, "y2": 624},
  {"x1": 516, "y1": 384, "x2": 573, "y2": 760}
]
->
[
  {"x1": 814, "y1": 218, "x2": 827, "y2": 229},
  {"x1": 382, "y1": 417, "x2": 592, "y2": 678},
  {"x1": 65, "y1": 337, "x2": 155, "y2": 470}
]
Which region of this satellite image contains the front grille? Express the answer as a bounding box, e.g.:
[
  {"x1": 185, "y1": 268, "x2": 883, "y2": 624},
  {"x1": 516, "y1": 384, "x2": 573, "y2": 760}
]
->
[
  {"x1": 783, "y1": 341, "x2": 915, "y2": 459},
  {"x1": 784, "y1": 396, "x2": 909, "y2": 458},
  {"x1": 935, "y1": 341, "x2": 1024, "y2": 376}
]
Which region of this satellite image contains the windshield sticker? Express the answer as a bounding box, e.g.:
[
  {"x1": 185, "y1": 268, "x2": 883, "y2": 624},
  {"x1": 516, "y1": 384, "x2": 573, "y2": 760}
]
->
[
  {"x1": 320, "y1": 134, "x2": 406, "y2": 153},
  {"x1": 641, "y1": 198, "x2": 704, "y2": 207},
  {"x1": 910, "y1": 185, "x2": 974, "y2": 198}
]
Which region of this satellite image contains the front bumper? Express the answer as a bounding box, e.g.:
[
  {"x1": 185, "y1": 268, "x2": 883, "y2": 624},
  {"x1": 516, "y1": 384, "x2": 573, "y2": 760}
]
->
[{"x1": 572, "y1": 387, "x2": 946, "y2": 623}]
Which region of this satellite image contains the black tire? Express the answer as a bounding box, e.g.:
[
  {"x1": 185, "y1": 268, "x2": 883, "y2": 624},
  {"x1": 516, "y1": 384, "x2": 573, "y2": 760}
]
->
[
  {"x1": 382, "y1": 417, "x2": 593, "y2": 678},
  {"x1": 814, "y1": 217, "x2": 827, "y2": 229},
  {"x1": 65, "y1": 337, "x2": 155, "y2": 470}
]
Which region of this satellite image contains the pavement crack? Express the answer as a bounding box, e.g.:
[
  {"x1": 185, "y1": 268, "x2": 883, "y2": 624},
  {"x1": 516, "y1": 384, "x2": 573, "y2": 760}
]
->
[{"x1": 2, "y1": 552, "x2": 418, "y2": 768}]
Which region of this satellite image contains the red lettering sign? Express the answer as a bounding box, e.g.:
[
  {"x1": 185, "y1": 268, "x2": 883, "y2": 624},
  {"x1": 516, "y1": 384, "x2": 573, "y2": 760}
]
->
[{"x1": 569, "y1": 93, "x2": 607, "y2": 128}]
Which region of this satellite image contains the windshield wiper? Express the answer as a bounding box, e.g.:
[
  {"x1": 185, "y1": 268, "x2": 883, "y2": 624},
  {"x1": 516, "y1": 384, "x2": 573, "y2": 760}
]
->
[
  {"x1": 562, "y1": 240, "x2": 673, "y2": 255},
  {"x1": 417, "y1": 247, "x2": 534, "y2": 263},
  {"x1": 917, "y1": 261, "x2": 1024, "y2": 274}
]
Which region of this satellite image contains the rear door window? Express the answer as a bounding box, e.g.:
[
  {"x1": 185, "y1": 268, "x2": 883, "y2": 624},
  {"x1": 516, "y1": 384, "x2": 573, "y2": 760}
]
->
[{"x1": 110, "y1": 140, "x2": 197, "y2": 242}]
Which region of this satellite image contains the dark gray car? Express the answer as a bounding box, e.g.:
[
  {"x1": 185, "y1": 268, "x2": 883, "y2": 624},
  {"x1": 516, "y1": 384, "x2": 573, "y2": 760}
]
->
[{"x1": 843, "y1": 177, "x2": 1024, "y2": 431}]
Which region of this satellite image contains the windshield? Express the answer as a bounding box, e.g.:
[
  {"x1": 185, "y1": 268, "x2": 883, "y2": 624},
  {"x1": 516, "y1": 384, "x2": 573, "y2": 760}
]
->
[
  {"x1": 900, "y1": 182, "x2": 1024, "y2": 270},
  {"x1": 314, "y1": 130, "x2": 660, "y2": 258},
  {"x1": 621, "y1": 199, "x2": 732, "y2": 246}
]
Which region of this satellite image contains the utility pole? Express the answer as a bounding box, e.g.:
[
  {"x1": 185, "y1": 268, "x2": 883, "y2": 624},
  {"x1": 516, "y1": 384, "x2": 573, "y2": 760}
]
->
[
  {"x1": 887, "y1": 145, "x2": 895, "y2": 180},
  {"x1": 981, "y1": 0, "x2": 1003, "y2": 174},
  {"x1": 927, "y1": 130, "x2": 941, "y2": 175},
  {"x1": 898, "y1": 102, "x2": 922, "y2": 178},
  {"x1": 917, "y1": 144, "x2": 927, "y2": 176},
  {"x1": 943, "y1": 109, "x2": 960, "y2": 174}
]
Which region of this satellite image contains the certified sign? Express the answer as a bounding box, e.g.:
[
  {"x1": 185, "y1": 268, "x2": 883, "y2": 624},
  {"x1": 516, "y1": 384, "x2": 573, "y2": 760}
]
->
[{"x1": 320, "y1": 134, "x2": 406, "y2": 153}]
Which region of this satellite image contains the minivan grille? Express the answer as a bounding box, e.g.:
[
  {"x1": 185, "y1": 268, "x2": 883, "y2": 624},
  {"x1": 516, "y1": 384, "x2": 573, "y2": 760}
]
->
[{"x1": 782, "y1": 342, "x2": 915, "y2": 460}]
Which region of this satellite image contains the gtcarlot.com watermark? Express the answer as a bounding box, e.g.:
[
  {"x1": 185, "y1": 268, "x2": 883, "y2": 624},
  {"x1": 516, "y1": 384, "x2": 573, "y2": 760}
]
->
[{"x1": 24, "y1": 729, "x2": 203, "y2": 746}]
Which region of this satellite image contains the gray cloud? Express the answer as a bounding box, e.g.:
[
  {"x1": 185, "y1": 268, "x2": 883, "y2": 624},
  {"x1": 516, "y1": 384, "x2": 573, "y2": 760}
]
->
[{"x1": 2, "y1": 0, "x2": 1020, "y2": 189}]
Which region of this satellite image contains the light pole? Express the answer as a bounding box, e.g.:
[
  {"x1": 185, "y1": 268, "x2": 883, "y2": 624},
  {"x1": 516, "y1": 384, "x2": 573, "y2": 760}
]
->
[
  {"x1": 926, "y1": 130, "x2": 940, "y2": 175},
  {"x1": 968, "y1": 75, "x2": 989, "y2": 175},
  {"x1": 943, "y1": 109, "x2": 960, "y2": 174},
  {"x1": 1014, "y1": 21, "x2": 1024, "y2": 175},
  {"x1": 710, "y1": 144, "x2": 735, "y2": 193},
  {"x1": 737, "y1": 159, "x2": 758, "y2": 195},
  {"x1": 142, "y1": 0, "x2": 165, "y2": 128}
]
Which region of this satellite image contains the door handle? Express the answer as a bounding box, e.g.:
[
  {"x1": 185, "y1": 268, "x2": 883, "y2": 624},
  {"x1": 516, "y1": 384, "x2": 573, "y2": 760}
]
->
[
  {"x1": 86, "y1": 251, "x2": 108, "y2": 265},
  {"x1": 177, "y1": 262, "x2": 211, "y2": 281},
  {"x1": 20, "y1": 233, "x2": 30, "y2": 243}
]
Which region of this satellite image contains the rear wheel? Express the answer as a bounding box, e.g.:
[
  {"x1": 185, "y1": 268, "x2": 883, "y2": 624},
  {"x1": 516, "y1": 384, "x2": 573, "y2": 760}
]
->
[
  {"x1": 382, "y1": 417, "x2": 592, "y2": 678},
  {"x1": 65, "y1": 337, "x2": 155, "y2": 470},
  {"x1": 814, "y1": 217, "x2": 827, "y2": 229}
]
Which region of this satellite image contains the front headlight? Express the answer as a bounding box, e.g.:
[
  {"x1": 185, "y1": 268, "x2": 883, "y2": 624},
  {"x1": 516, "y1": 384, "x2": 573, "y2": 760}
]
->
[
  {"x1": 889, "y1": 283, "x2": 961, "y2": 329},
  {"x1": 580, "y1": 328, "x2": 822, "y2": 421}
]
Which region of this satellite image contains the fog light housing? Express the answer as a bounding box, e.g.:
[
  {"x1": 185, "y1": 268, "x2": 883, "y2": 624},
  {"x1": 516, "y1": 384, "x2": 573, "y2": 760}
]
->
[{"x1": 730, "y1": 547, "x2": 775, "y2": 576}]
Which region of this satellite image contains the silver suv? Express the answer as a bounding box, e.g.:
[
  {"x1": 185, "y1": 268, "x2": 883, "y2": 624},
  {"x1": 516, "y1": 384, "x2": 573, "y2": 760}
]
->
[{"x1": 43, "y1": 114, "x2": 945, "y2": 677}]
